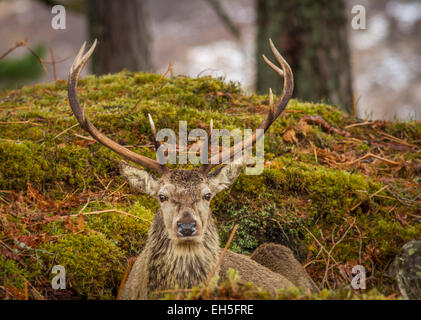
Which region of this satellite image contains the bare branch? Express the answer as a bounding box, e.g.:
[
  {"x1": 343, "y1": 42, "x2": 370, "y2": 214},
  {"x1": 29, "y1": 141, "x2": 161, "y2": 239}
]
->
[{"x1": 204, "y1": 0, "x2": 241, "y2": 40}]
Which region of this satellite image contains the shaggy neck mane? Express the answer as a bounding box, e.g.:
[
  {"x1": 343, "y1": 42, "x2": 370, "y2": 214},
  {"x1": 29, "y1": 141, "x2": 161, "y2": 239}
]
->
[{"x1": 145, "y1": 210, "x2": 220, "y2": 296}]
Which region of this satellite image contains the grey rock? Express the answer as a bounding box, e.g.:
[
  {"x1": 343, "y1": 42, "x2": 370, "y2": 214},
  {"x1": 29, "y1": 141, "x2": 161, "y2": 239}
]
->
[{"x1": 388, "y1": 240, "x2": 421, "y2": 300}]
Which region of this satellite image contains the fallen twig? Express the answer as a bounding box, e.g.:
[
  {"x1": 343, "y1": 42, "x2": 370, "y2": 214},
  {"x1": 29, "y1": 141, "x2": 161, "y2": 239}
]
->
[
  {"x1": 344, "y1": 121, "x2": 375, "y2": 129},
  {"x1": 351, "y1": 185, "x2": 388, "y2": 211},
  {"x1": 116, "y1": 257, "x2": 137, "y2": 300},
  {"x1": 199, "y1": 224, "x2": 238, "y2": 298},
  {"x1": 49, "y1": 47, "x2": 57, "y2": 81},
  {"x1": 24, "y1": 281, "x2": 28, "y2": 300},
  {"x1": 108, "y1": 182, "x2": 127, "y2": 197},
  {"x1": 53, "y1": 123, "x2": 79, "y2": 140},
  {"x1": 72, "y1": 132, "x2": 96, "y2": 141},
  {"x1": 345, "y1": 152, "x2": 401, "y2": 166},
  {"x1": 322, "y1": 218, "x2": 355, "y2": 288},
  {"x1": 301, "y1": 115, "x2": 350, "y2": 137},
  {"x1": 0, "y1": 120, "x2": 41, "y2": 126},
  {"x1": 63, "y1": 208, "x2": 151, "y2": 223},
  {"x1": 302, "y1": 226, "x2": 338, "y2": 265},
  {"x1": 380, "y1": 131, "x2": 418, "y2": 149}
]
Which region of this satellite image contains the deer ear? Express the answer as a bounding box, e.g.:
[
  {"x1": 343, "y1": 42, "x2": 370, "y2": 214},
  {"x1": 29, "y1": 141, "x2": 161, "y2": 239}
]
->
[
  {"x1": 208, "y1": 157, "x2": 247, "y2": 193},
  {"x1": 119, "y1": 160, "x2": 160, "y2": 196}
]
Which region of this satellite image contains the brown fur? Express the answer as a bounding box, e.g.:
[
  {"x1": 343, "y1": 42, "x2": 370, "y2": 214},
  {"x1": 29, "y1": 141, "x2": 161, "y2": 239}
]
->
[
  {"x1": 119, "y1": 160, "x2": 318, "y2": 299},
  {"x1": 250, "y1": 243, "x2": 319, "y2": 293},
  {"x1": 220, "y1": 250, "x2": 295, "y2": 294},
  {"x1": 120, "y1": 209, "x2": 220, "y2": 299}
]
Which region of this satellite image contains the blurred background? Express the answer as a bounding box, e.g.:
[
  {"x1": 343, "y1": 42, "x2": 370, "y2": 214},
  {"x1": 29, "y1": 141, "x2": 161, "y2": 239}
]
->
[{"x1": 0, "y1": 0, "x2": 420, "y2": 120}]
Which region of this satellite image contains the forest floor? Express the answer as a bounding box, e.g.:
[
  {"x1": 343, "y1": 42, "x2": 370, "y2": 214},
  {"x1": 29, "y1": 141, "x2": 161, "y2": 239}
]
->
[{"x1": 0, "y1": 71, "x2": 420, "y2": 299}]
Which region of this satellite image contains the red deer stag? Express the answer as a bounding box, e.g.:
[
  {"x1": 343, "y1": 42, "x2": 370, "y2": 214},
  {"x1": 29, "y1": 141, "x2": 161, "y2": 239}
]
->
[{"x1": 67, "y1": 39, "x2": 318, "y2": 299}]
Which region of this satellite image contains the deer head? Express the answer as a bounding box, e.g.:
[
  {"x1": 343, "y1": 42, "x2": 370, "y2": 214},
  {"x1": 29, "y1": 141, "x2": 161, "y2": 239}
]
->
[
  {"x1": 67, "y1": 39, "x2": 293, "y2": 246},
  {"x1": 118, "y1": 157, "x2": 247, "y2": 244}
]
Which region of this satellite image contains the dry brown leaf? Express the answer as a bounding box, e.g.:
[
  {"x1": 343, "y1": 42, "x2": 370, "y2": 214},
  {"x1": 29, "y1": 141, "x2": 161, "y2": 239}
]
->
[
  {"x1": 76, "y1": 214, "x2": 85, "y2": 231},
  {"x1": 4, "y1": 286, "x2": 26, "y2": 300},
  {"x1": 282, "y1": 129, "x2": 298, "y2": 144},
  {"x1": 297, "y1": 119, "x2": 311, "y2": 136}
]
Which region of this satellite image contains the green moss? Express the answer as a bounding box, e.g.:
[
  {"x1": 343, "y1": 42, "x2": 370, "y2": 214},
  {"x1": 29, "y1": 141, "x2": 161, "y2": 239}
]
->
[
  {"x1": 0, "y1": 141, "x2": 49, "y2": 189},
  {"x1": 0, "y1": 140, "x2": 120, "y2": 191},
  {"x1": 85, "y1": 201, "x2": 154, "y2": 255},
  {"x1": 264, "y1": 157, "x2": 375, "y2": 218},
  {"x1": 287, "y1": 100, "x2": 346, "y2": 125},
  {"x1": 213, "y1": 156, "x2": 419, "y2": 291},
  {"x1": 384, "y1": 121, "x2": 421, "y2": 142},
  {"x1": 39, "y1": 233, "x2": 125, "y2": 299},
  {"x1": 0, "y1": 256, "x2": 28, "y2": 289},
  {"x1": 213, "y1": 156, "x2": 377, "y2": 253}
]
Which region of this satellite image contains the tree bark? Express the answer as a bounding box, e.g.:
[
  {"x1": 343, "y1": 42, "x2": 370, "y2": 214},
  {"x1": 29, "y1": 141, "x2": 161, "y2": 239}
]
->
[
  {"x1": 256, "y1": 0, "x2": 353, "y2": 113},
  {"x1": 87, "y1": 0, "x2": 153, "y2": 75}
]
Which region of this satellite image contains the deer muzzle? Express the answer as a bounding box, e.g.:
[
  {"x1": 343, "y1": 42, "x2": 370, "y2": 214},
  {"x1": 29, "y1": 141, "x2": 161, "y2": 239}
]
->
[
  {"x1": 176, "y1": 212, "x2": 197, "y2": 237},
  {"x1": 177, "y1": 221, "x2": 197, "y2": 237}
]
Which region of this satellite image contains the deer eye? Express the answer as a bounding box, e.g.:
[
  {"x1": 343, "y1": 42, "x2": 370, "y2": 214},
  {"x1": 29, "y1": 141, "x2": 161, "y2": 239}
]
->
[
  {"x1": 203, "y1": 193, "x2": 212, "y2": 201},
  {"x1": 159, "y1": 194, "x2": 168, "y2": 202}
]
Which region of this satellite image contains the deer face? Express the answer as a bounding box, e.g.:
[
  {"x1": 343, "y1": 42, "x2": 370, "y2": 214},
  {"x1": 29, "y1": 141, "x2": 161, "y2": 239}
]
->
[{"x1": 120, "y1": 158, "x2": 246, "y2": 244}]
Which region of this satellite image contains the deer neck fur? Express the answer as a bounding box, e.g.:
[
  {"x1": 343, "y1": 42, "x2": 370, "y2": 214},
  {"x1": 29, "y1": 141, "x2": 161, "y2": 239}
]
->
[{"x1": 144, "y1": 209, "x2": 220, "y2": 295}]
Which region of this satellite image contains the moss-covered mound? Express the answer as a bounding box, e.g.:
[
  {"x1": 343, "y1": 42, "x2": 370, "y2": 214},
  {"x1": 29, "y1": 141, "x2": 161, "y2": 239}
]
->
[{"x1": 0, "y1": 71, "x2": 420, "y2": 299}]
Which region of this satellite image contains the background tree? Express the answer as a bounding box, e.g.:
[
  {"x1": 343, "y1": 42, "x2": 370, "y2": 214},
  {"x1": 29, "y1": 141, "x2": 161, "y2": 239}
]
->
[
  {"x1": 87, "y1": 0, "x2": 153, "y2": 75},
  {"x1": 256, "y1": 0, "x2": 353, "y2": 113}
]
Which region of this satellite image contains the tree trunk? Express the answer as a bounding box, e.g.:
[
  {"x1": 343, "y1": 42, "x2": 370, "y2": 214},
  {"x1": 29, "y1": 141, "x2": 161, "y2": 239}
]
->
[
  {"x1": 256, "y1": 0, "x2": 353, "y2": 113},
  {"x1": 87, "y1": 0, "x2": 153, "y2": 75}
]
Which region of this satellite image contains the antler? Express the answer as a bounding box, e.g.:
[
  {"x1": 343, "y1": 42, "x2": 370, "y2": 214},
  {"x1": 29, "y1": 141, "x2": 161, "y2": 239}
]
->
[
  {"x1": 67, "y1": 40, "x2": 168, "y2": 175},
  {"x1": 199, "y1": 39, "x2": 294, "y2": 174}
]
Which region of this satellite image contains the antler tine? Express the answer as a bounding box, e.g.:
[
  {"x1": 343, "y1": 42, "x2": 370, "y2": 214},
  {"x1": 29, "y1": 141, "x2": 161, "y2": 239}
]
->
[
  {"x1": 69, "y1": 42, "x2": 86, "y2": 74},
  {"x1": 147, "y1": 113, "x2": 168, "y2": 170},
  {"x1": 188, "y1": 118, "x2": 213, "y2": 154},
  {"x1": 68, "y1": 40, "x2": 168, "y2": 175},
  {"x1": 266, "y1": 38, "x2": 294, "y2": 118},
  {"x1": 208, "y1": 119, "x2": 213, "y2": 140},
  {"x1": 199, "y1": 39, "x2": 294, "y2": 174},
  {"x1": 194, "y1": 119, "x2": 214, "y2": 172},
  {"x1": 148, "y1": 113, "x2": 161, "y2": 151},
  {"x1": 71, "y1": 40, "x2": 96, "y2": 80},
  {"x1": 262, "y1": 54, "x2": 284, "y2": 78},
  {"x1": 268, "y1": 88, "x2": 274, "y2": 115}
]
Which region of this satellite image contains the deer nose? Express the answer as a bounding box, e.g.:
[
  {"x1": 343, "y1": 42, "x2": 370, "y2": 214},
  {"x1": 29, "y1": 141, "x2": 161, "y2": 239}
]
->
[{"x1": 177, "y1": 221, "x2": 197, "y2": 237}]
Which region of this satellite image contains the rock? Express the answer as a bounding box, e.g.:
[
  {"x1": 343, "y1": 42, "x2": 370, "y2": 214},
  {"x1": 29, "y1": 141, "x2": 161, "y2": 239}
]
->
[{"x1": 388, "y1": 240, "x2": 421, "y2": 300}]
